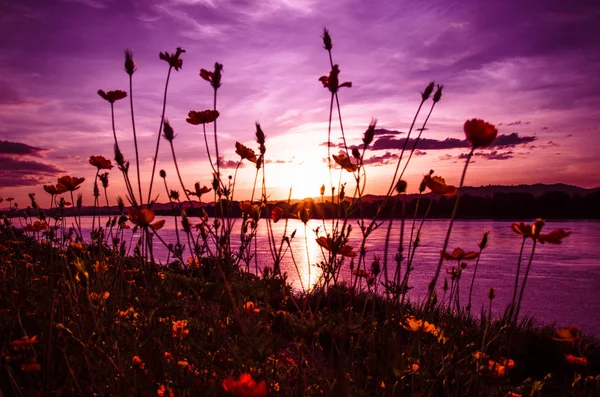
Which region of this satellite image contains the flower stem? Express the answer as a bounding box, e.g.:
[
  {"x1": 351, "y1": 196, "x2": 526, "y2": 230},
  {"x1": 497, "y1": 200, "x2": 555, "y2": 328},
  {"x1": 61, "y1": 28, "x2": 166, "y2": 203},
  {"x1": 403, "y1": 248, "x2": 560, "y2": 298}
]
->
[
  {"x1": 129, "y1": 74, "x2": 143, "y2": 205},
  {"x1": 513, "y1": 240, "x2": 538, "y2": 324}
]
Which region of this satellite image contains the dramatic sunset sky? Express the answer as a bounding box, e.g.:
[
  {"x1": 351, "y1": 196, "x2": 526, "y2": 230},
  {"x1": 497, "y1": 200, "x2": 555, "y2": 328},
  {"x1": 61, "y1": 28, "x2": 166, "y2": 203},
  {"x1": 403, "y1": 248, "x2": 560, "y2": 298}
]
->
[{"x1": 1, "y1": 0, "x2": 599, "y2": 206}]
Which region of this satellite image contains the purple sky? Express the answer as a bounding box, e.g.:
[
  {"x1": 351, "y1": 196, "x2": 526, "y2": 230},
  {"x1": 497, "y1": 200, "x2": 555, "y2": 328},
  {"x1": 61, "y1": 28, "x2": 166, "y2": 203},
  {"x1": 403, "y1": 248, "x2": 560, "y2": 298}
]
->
[{"x1": 1, "y1": 0, "x2": 600, "y2": 206}]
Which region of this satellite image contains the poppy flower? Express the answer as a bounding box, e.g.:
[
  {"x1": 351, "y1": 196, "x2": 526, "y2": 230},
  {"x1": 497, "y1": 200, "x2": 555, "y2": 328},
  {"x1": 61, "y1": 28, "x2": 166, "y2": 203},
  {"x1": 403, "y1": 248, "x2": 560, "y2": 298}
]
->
[
  {"x1": 89, "y1": 155, "x2": 113, "y2": 170},
  {"x1": 43, "y1": 184, "x2": 68, "y2": 195},
  {"x1": 316, "y1": 236, "x2": 357, "y2": 257},
  {"x1": 422, "y1": 174, "x2": 457, "y2": 197},
  {"x1": 159, "y1": 47, "x2": 185, "y2": 71},
  {"x1": 402, "y1": 316, "x2": 445, "y2": 341},
  {"x1": 235, "y1": 142, "x2": 258, "y2": 163},
  {"x1": 464, "y1": 119, "x2": 498, "y2": 148},
  {"x1": 318, "y1": 64, "x2": 352, "y2": 93},
  {"x1": 441, "y1": 247, "x2": 479, "y2": 261},
  {"x1": 128, "y1": 208, "x2": 165, "y2": 230},
  {"x1": 271, "y1": 206, "x2": 284, "y2": 223},
  {"x1": 186, "y1": 110, "x2": 220, "y2": 125},
  {"x1": 57, "y1": 176, "x2": 85, "y2": 192},
  {"x1": 132, "y1": 356, "x2": 145, "y2": 369},
  {"x1": 552, "y1": 326, "x2": 581, "y2": 342},
  {"x1": 222, "y1": 373, "x2": 267, "y2": 397},
  {"x1": 537, "y1": 228, "x2": 571, "y2": 244},
  {"x1": 565, "y1": 354, "x2": 587, "y2": 366},
  {"x1": 97, "y1": 89, "x2": 127, "y2": 103},
  {"x1": 332, "y1": 153, "x2": 357, "y2": 172},
  {"x1": 243, "y1": 301, "x2": 261, "y2": 315},
  {"x1": 157, "y1": 385, "x2": 175, "y2": 397},
  {"x1": 172, "y1": 319, "x2": 189, "y2": 338},
  {"x1": 200, "y1": 62, "x2": 224, "y2": 89}
]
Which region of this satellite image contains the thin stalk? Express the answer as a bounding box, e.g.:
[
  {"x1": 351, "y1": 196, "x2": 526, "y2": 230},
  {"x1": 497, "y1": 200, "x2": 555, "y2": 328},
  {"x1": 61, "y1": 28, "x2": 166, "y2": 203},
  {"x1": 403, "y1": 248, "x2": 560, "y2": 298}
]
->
[
  {"x1": 508, "y1": 237, "x2": 527, "y2": 320},
  {"x1": 147, "y1": 66, "x2": 173, "y2": 205},
  {"x1": 466, "y1": 246, "x2": 485, "y2": 314},
  {"x1": 426, "y1": 147, "x2": 475, "y2": 306},
  {"x1": 513, "y1": 240, "x2": 538, "y2": 324},
  {"x1": 128, "y1": 74, "x2": 143, "y2": 205}
]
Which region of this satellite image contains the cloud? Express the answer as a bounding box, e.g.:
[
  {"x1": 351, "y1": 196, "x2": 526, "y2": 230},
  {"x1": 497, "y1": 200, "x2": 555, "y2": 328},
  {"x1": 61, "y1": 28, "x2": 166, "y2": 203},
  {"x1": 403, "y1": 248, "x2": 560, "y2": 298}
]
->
[
  {"x1": 216, "y1": 156, "x2": 245, "y2": 169},
  {"x1": 0, "y1": 157, "x2": 63, "y2": 187},
  {"x1": 362, "y1": 151, "x2": 399, "y2": 166},
  {"x1": 0, "y1": 140, "x2": 48, "y2": 156}
]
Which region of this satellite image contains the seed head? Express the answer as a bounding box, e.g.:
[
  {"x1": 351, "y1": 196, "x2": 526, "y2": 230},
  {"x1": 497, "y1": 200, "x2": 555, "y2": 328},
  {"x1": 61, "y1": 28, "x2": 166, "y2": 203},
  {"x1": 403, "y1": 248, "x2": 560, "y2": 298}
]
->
[
  {"x1": 422, "y1": 81, "x2": 435, "y2": 101},
  {"x1": 433, "y1": 84, "x2": 443, "y2": 103},
  {"x1": 322, "y1": 28, "x2": 333, "y2": 51},
  {"x1": 163, "y1": 119, "x2": 175, "y2": 142},
  {"x1": 124, "y1": 49, "x2": 136, "y2": 76},
  {"x1": 363, "y1": 119, "x2": 377, "y2": 147},
  {"x1": 160, "y1": 170, "x2": 166, "y2": 178}
]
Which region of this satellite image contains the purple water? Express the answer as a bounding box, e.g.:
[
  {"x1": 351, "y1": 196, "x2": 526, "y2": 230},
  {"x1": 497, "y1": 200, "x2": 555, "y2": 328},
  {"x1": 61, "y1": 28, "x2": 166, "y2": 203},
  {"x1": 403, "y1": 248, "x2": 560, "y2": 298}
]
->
[{"x1": 54, "y1": 216, "x2": 600, "y2": 334}]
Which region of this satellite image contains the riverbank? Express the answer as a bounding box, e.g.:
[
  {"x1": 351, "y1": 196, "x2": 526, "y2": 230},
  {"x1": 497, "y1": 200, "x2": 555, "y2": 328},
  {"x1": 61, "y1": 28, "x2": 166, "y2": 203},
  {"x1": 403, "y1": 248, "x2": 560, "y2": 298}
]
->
[{"x1": 1, "y1": 222, "x2": 599, "y2": 396}]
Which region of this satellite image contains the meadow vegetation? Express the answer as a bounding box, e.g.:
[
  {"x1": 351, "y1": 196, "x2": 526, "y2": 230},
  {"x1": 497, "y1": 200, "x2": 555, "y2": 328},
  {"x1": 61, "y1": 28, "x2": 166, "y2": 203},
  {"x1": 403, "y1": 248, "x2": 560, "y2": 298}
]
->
[{"x1": 0, "y1": 29, "x2": 598, "y2": 396}]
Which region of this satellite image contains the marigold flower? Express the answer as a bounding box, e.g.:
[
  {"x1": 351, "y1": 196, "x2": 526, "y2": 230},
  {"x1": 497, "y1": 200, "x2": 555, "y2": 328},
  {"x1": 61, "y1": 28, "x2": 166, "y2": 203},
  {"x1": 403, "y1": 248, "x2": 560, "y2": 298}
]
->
[
  {"x1": 552, "y1": 326, "x2": 581, "y2": 342},
  {"x1": 222, "y1": 373, "x2": 267, "y2": 397},
  {"x1": 235, "y1": 142, "x2": 258, "y2": 163},
  {"x1": 441, "y1": 247, "x2": 479, "y2": 261},
  {"x1": 89, "y1": 155, "x2": 113, "y2": 170},
  {"x1": 332, "y1": 153, "x2": 357, "y2": 172},
  {"x1": 464, "y1": 119, "x2": 498, "y2": 148},
  {"x1": 271, "y1": 206, "x2": 284, "y2": 223},
  {"x1": 316, "y1": 236, "x2": 357, "y2": 257},
  {"x1": 97, "y1": 89, "x2": 127, "y2": 103},
  {"x1": 422, "y1": 174, "x2": 457, "y2": 197},
  {"x1": 565, "y1": 354, "x2": 587, "y2": 366},
  {"x1": 159, "y1": 47, "x2": 185, "y2": 70},
  {"x1": 57, "y1": 176, "x2": 85, "y2": 192},
  {"x1": 537, "y1": 228, "x2": 571, "y2": 244},
  {"x1": 172, "y1": 319, "x2": 189, "y2": 338},
  {"x1": 186, "y1": 110, "x2": 220, "y2": 125},
  {"x1": 128, "y1": 208, "x2": 165, "y2": 230}
]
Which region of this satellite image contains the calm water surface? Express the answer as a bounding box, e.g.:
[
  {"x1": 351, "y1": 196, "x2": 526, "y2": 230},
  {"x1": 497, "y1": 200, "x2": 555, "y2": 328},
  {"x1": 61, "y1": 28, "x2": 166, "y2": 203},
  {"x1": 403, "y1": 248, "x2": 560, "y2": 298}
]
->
[{"x1": 63, "y1": 216, "x2": 600, "y2": 334}]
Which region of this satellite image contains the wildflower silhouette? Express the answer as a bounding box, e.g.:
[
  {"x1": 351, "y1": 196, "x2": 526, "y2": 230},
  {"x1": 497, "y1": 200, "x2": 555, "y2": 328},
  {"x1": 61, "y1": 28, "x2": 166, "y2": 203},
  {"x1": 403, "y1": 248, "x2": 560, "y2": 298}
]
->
[
  {"x1": 89, "y1": 155, "x2": 113, "y2": 170},
  {"x1": 97, "y1": 89, "x2": 127, "y2": 103},
  {"x1": 128, "y1": 208, "x2": 165, "y2": 231},
  {"x1": 186, "y1": 110, "x2": 220, "y2": 125}
]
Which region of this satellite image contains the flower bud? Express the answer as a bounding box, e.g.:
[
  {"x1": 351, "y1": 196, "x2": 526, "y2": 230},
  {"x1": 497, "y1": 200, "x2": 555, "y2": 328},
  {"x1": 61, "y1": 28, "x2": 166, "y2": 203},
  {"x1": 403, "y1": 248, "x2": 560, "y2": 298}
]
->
[
  {"x1": 396, "y1": 180, "x2": 407, "y2": 194},
  {"x1": 488, "y1": 287, "x2": 496, "y2": 300},
  {"x1": 322, "y1": 28, "x2": 333, "y2": 51},
  {"x1": 160, "y1": 170, "x2": 166, "y2": 178},
  {"x1": 124, "y1": 49, "x2": 136, "y2": 76},
  {"x1": 163, "y1": 119, "x2": 175, "y2": 142},
  {"x1": 352, "y1": 147, "x2": 361, "y2": 159},
  {"x1": 433, "y1": 84, "x2": 443, "y2": 103},
  {"x1": 422, "y1": 81, "x2": 435, "y2": 101},
  {"x1": 363, "y1": 119, "x2": 377, "y2": 147},
  {"x1": 479, "y1": 230, "x2": 489, "y2": 250},
  {"x1": 320, "y1": 184, "x2": 325, "y2": 196}
]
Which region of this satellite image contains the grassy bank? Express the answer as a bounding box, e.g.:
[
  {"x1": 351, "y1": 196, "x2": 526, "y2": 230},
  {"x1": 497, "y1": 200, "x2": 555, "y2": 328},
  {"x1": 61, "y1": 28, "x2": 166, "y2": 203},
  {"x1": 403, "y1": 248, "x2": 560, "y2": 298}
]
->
[{"x1": 1, "y1": 221, "x2": 599, "y2": 396}]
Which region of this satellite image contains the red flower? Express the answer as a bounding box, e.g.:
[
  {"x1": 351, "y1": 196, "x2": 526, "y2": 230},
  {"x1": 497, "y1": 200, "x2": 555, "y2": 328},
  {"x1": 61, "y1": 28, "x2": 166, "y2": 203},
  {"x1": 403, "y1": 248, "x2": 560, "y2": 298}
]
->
[
  {"x1": 422, "y1": 174, "x2": 457, "y2": 197},
  {"x1": 200, "y1": 62, "x2": 223, "y2": 89},
  {"x1": 464, "y1": 119, "x2": 498, "y2": 148},
  {"x1": 89, "y1": 155, "x2": 113, "y2": 170},
  {"x1": 186, "y1": 110, "x2": 220, "y2": 125},
  {"x1": 235, "y1": 142, "x2": 258, "y2": 163},
  {"x1": 128, "y1": 208, "x2": 165, "y2": 230},
  {"x1": 43, "y1": 184, "x2": 68, "y2": 195},
  {"x1": 316, "y1": 236, "x2": 357, "y2": 257},
  {"x1": 57, "y1": 176, "x2": 85, "y2": 191},
  {"x1": 441, "y1": 247, "x2": 479, "y2": 261},
  {"x1": 565, "y1": 354, "x2": 587, "y2": 366},
  {"x1": 319, "y1": 64, "x2": 352, "y2": 93},
  {"x1": 271, "y1": 206, "x2": 284, "y2": 223},
  {"x1": 222, "y1": 373, "x2": 267, "y2": 397},
  {"x1": 159, "y1": 47, "x2": 185, "y2": 71},
  {"x1": 97, "y1": 89, "x2": 127, "y2": 103},
  {"x1": 537, "y1": 228, "x2": 571, "y2": 244},
  {"x1": 511, "y1": 219, "x2": 545, "y2": 240}
]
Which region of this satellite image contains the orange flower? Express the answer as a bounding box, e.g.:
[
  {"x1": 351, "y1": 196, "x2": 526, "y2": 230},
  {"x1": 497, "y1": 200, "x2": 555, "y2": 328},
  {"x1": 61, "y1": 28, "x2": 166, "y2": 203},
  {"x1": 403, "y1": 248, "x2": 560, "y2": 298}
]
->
[
  {"x1": 132, "y1": 355, "x2": 145, "y2": 369},
  {"x1": 97, "y1": 89, "x2": 127, "y2": 103},
  {"x1": 172, "y1": 319, "x2": 189, "y2": 338},
  {"x1": 271, "y1": 207, "x2": 284, "y2": 223},
  {"x1": 506, "y1": 392, "x2": 522, "y2": 397},
  {"x1": 159, "y1": 47, "x2": 185, "y2": 70},
  {"x1": 402, "y1": 316, "x2": 447, "y2": 342},
  {"x1": 422, "y1": 174, "x2": 457, "y2": 197},
  {"x1": 11, "y1": 335, "x2": 39, "y2": 346},
  {"x1": 186, "y1": 110, "x2": 220, "y2": 125},
  {"x1": 157, "y1": 385, "x2": 175, "y2": 397},
  {"x1": 200, "y1": 62, "x2": 223, "y2": 89},
  {"x1": 511, "y1": 219, "x2": 545, "y2": 240},
  {"x1": 239, "y1": 201, "x2": 260, "y2": 217},
  {"x1": 24, "y1": 221, "x2": 48, "y2": 232},
  {"x1": 163, "y1": 351, "x2": 173, "y2": 363},
  {"x1": 89, "y1": 155, "x2": 113, "y2": 170},
  {"x1": 222, "y1": 373, "x2": 267, "y2": 397},
  {"x1": 43, "y1": 184, "x2": 68, "y2": 195},
  {"x1": 565, "y1": 354, "x2": 587, "y2": 366},
  {"x1": 235, "y1": 142, "x2": 258, "y2": 163},
  {"x1": 318, "y1": 64, "x2": 352, "y2": 93},
  {"x1": 552, "y1": 326, "x2": 581, "y2": 342},
  {"x1": 352, "y1": 269, "x2": 373, "y2": 280},
  {"x1": 316, "y1": 236, "x2": 357, "y2": 257},
  {"x1": 243, "y1": 301, "x2": 261, "y2": 315},
  {"x1": 128, "y1": 208, "x2": 165, "y2": 230},
  {"x1": 57, "y1": 176, "x2": 85, "y2": 191},
  {"x1": 441, "y1": 247, "x2": 479, "y2": 261},
  {"x1": 537, "y1": 228, "x2": 571, "y2": 244},
  {"x1": 332, "y1": 153, "x2": 357, "y2": 172},
  {"x1": 464, "y1": 119, "x2": 498, "y2": 148}
]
